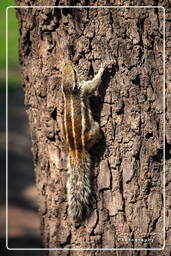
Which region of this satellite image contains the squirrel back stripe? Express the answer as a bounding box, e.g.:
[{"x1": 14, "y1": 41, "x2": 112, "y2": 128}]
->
[
  {"x1": 62, "y1": 61, "x2": 107, "y2": 223},
  {"x1": 73, "y1": 95, "x2": 83, "y2": 153},
  {"x1": 64, "y1": 95, "x2": 75, "y2": 151}
]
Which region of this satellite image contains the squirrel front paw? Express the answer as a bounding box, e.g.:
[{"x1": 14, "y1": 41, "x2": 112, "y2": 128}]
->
[{"x1": 100, "y1": 63, "x2": 108, "y2": 70}]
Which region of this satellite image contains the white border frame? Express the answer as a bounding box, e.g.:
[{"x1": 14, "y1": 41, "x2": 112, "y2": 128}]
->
[{"x1": 6, "y1": 5, "x2": 166, "y2": 251}]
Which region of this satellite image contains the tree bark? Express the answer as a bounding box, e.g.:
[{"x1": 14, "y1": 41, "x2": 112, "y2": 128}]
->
[{"x1": 15, "y1": 0, "x2": 171, "y2": 255}]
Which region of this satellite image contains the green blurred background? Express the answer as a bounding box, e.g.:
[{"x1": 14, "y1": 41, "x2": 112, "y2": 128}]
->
[
  {"x1": 0, "y1": 0, "x2": 20, "y2": 89},
  {"x1": 0, "y1": 1, "x2": 42, "y2": 250}
]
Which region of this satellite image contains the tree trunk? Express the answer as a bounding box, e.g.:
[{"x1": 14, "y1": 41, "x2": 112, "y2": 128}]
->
[{"x1": 15, "y1": 0, "x2": 171, "y2": 255}]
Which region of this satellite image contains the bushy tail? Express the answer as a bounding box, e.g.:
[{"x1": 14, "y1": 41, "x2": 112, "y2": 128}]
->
[{"x1": 67, "y1": 153, "x2": 91, "y2": 223}]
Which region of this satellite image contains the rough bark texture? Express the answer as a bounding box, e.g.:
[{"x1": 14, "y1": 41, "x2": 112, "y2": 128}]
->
[{"x1": 15, "y1": 0, "x2": 171, "y2": 255}]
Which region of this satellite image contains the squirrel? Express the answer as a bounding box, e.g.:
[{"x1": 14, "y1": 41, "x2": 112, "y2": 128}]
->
[{"x1": 61, "y1": 61, "x2": 107, "y2": 223}]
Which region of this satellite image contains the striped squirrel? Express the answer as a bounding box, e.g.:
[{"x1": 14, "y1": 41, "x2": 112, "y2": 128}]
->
[{"x1": 62, "y1": 61, "x2": 107, "y2": 223}]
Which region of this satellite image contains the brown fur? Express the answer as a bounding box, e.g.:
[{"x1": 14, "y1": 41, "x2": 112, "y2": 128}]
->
[{"x1": 62, "y1": 61, "x2": 106, "y2": 222}]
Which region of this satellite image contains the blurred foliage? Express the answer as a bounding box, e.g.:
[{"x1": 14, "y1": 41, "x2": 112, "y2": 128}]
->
[{"x1": 0, "y1": 0, "x2": 21, "y2": 89}]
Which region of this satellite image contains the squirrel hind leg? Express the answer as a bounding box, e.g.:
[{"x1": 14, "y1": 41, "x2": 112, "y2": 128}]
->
[{"x1": 85, "y1": 121, "x2": 100, "y2": 150}]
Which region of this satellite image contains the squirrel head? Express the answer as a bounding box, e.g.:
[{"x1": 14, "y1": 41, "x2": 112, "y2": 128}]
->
[{"x1": 62, "y1": 61, "x2": 78, "y2": 96}]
